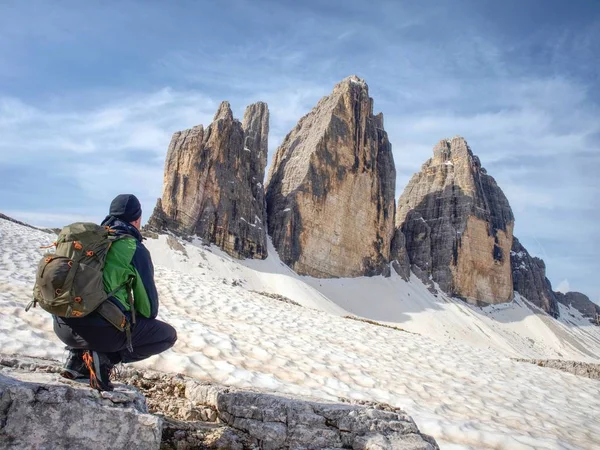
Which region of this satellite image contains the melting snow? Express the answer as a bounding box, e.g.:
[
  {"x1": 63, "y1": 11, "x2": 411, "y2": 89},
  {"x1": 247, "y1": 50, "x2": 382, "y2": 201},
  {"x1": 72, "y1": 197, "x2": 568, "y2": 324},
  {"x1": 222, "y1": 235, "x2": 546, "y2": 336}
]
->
[{"x1": 1, "y1": 216, "x2": 600, "y2": 449}]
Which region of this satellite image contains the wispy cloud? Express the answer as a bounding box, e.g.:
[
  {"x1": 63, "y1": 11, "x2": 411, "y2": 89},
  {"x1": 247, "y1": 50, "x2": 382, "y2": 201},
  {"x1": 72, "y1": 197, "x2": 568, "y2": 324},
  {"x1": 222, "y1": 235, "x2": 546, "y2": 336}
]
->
[
  {"x1": 0, "y1": 88, "x2": 222, "y2": 223},
  {"x1": 0, "y1": 0, "x2": 598, "y2": 303},
  {"x1": 0, "y1": 89, "x2": 218, "y2": 162}
]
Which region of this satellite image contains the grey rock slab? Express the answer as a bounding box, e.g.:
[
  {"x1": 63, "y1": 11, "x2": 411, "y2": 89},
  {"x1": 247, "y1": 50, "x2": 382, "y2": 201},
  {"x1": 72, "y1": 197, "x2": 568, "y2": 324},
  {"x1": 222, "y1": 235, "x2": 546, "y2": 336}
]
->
[
  {"x1": 185, "y1": 380, "x2": 438, "y2": 449},
  {"x1": 0, "y1": 366, "x2": 162, "y2": 450}
]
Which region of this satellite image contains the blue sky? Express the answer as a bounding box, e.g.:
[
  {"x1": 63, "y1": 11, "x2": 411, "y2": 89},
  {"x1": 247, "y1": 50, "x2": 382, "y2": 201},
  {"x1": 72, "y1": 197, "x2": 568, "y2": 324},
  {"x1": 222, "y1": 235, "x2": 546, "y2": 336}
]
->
[{"x1": 1, "y1": 0, "x2": 598, "y2": 303}]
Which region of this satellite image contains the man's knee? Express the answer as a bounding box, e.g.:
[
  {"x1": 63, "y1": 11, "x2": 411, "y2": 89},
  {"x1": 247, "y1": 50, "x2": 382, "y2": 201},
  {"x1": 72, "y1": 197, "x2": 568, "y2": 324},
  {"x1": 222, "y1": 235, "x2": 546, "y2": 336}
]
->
[
  {"x1": 141, "y1": 318, "x2": 177, "y2": 346},
  {"x1": 163, "y1": 321, "x2": 177, "y2": 347}
]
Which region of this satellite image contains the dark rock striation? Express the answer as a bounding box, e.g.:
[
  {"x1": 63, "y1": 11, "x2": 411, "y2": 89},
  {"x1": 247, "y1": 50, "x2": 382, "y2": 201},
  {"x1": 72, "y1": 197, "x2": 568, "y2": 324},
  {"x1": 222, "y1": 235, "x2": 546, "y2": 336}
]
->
[
  {"x1": 148, "y1": 101, "x2": 269, "y2": 259},
  {"x1": 266, "y1": 75, "x2": 396, "y2": 278},
  {"x1": 393, "y1": 137, "x2": 515, "y2": 304}
]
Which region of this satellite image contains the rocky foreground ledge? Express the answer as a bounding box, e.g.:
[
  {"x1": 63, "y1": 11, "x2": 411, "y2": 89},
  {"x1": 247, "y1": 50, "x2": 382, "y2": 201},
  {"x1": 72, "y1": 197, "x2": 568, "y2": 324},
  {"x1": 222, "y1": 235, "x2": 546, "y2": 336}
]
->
[{"x1": 0, "y1": 355, "x2": 438, "y2": 450}]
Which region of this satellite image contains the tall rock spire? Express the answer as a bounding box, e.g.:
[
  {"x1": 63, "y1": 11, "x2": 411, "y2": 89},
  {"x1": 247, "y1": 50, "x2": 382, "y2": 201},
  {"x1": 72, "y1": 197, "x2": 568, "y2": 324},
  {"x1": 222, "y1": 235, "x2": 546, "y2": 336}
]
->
[
  {"x1": 148, "y1": 101, "x2": 269, "y2": 259},
  {"x1": 392, "y1": 137, "x2": 515, "y2": 304},
  {"x1": 265, "y1": 75, "x2": 396, "y2": 278}
]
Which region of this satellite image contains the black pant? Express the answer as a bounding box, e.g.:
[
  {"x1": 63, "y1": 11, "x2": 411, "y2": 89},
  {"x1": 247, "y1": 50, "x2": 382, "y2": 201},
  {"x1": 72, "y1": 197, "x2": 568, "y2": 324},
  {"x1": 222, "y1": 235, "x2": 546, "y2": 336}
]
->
[{"x1": 54, "y1": 315, "x2": 177, "y2": 364}]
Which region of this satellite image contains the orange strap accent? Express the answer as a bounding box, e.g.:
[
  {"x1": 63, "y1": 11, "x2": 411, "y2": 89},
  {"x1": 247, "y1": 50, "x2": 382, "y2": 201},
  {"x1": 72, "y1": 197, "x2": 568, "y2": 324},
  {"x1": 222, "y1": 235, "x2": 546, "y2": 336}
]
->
[
  {"x1": 74, "y1": 297, "x2": 82, "y2": 303},
  {"x1": 40, "y1": 242, "x2": 57, "y2": 249},
  {"x1": 45, "y1": 256, "x2": 53, "y2": 263},
  {"x1": 86, "y1": 251, "x2": 94, "y2": 257},
  {"x1": 70, "y1": 310, "x2": 83, "y2": 317},
  {"x1": 83, "y1": 352, "x2": 97, "y2": 382},
  {"x1": 73, "y1": 241, "x2": 83, "y2": 250}
]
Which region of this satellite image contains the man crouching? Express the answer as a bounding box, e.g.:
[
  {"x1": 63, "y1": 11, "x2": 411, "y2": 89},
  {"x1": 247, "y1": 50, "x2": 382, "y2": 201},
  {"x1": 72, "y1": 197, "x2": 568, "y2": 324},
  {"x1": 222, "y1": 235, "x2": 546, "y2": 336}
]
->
[{"x1": 53, "y1": 194, "x2": 177, "y2": 391}]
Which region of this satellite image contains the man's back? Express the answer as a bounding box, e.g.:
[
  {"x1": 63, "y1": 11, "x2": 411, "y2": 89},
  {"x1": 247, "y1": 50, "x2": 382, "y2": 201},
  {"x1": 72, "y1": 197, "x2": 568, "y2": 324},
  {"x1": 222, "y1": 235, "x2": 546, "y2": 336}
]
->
[{"x1": 102, "y1": 217, "x2": 158, "y2": 319}]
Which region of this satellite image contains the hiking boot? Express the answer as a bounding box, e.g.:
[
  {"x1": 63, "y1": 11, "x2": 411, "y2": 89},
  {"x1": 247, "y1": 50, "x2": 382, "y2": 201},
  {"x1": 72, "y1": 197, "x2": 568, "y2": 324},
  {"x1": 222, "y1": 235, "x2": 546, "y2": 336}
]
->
[
  {"x1": 82, "y1": 350, "x2": 114, "y2": 392},
  {"x1": 60, "y1": 349, "x2": 90, "y2": 380}
]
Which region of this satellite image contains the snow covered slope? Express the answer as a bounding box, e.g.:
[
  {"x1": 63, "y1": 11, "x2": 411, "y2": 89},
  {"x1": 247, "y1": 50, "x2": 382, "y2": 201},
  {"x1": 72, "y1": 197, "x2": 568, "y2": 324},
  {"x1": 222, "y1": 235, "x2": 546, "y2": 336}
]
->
[
  {"x1": 144, "y1": 232, "x2": 600, "y2": 362},
  {"x1": 1, "y1": 216, "x2": 600, "y2": 449}
]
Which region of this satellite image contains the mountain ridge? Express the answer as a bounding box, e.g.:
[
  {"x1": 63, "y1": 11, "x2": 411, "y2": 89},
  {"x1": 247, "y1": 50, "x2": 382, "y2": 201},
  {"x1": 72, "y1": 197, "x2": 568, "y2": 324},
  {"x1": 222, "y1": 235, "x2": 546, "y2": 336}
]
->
[{"x1": 143, "y1": 75, "x2": 596, "y2": 319}]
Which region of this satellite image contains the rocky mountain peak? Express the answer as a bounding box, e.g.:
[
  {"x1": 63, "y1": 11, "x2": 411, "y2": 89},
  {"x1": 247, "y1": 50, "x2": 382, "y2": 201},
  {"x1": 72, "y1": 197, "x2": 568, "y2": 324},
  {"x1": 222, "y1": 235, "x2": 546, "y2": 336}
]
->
[
  {"x1": 266, "y1": 76, "x2": 396, "y2": 278},
  {"x1": 214, "y1": 100, "x2": 234, "y2": 122},
  {"x1": 393, "y1": 137, "x2": 515, "y2": 304},
  {"x1": 337, "y1": 74, "x2": 368, "y2": 90},
  {"x1": 431, "y1": 137, "x2": 487, "y2": 174},
  {"x1": 557, "y1": 291, "x2": 600, "y2": 321},
  {"x1": 148, "y1": 101, "x2": 269, "y2": 259}
]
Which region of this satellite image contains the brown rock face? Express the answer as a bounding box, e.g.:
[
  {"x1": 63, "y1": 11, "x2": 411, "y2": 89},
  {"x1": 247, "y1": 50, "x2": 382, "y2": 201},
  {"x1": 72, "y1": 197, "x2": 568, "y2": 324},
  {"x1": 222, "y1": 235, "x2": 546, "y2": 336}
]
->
[
  {"x1": 392, "y1": 137, "x2": 514, "y2": 304},
  {"x1": 265, "y1": 76, "x2": 396, "y2": 278},
  {"x1": 148, "y1": 101, "x2": 269, "y2": 259},
  {"x1": 511, "y1": 236, "x2": 560, "y2": 316}
]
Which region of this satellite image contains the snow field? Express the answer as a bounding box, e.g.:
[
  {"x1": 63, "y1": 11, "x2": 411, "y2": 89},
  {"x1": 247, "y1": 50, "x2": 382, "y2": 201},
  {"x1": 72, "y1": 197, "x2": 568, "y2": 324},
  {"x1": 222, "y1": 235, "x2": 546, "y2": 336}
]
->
[{"x1": 1, "y1": 217, "x2": 600, "y2": 449}]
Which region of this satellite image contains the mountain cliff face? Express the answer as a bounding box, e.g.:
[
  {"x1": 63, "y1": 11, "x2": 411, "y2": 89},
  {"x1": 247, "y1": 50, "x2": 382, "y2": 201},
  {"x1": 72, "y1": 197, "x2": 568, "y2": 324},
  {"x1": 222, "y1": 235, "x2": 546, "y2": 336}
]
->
[
  {"x1": 393, "y1": 137, "x2": 515, "y2": 304},
  {"x1": 511, "y1": 237, "x2": 560, "y2": 316},
  {"x1": 142, "y1": 77, "x2": 593, "y2": 321},
  {"x1": 148, "y1": 101, "x2": 269, "y2": 259},
  {"x1": 265, "y1": 75, "x2": 396, "y2": 278}
]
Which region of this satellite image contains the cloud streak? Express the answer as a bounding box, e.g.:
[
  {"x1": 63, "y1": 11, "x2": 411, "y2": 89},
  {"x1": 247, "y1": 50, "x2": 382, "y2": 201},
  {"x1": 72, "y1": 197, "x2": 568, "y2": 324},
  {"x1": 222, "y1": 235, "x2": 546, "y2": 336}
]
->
[{"x1": 0, "y1": 0, "x2": 598, "y2": 303}]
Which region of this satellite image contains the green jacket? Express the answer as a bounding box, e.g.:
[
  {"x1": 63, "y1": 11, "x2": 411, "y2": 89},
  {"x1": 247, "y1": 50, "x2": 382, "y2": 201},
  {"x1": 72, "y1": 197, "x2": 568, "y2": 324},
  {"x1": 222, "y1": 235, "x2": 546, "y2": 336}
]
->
[{"x1": 102, "y1": 217, "x2": 159, "y2": 319}]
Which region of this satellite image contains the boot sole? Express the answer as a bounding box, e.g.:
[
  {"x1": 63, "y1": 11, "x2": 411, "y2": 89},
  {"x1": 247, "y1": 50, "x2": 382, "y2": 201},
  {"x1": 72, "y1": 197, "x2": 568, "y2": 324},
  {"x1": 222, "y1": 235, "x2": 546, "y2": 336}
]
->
[{"x1": 60, "y1": 369, "x2": 88, "y2": 380}]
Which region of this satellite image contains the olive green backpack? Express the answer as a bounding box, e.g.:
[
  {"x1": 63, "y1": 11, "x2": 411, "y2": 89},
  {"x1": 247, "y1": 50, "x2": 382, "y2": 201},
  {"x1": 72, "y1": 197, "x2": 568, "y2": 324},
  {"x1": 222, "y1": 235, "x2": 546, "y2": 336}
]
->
[{"x1": 28, "y1": 222, "x2": 136, "y2": 350}]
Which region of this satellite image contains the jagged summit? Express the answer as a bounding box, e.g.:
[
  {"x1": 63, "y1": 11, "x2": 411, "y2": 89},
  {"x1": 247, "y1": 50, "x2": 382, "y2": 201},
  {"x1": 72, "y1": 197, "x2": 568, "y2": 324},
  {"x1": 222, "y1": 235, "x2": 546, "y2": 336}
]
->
[
  {"x1": 265, "y1": 76, "x2": 395, "y2": 278},
  {"x1": 148, "y1": 100, "x2": 269, "y2": 259},
  {"x1": 339, "y1": 74, "x2": 368, "y2": 87},
  {"x1": 511, "y1": 236, "x2": 560, "y2": 316},
  {"x1": 393, "y1": 137, "x2": 515, "y2": 304},
  {"x1": 213, "y1": 100, "x2": 234, "y2": 122}
]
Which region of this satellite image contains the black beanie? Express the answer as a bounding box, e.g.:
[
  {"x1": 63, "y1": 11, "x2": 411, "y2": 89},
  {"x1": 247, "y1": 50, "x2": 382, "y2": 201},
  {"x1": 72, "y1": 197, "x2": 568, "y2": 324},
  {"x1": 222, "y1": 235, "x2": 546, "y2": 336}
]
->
[{"x1": 109, "y1": 194, "x2": 142, "y2": 222}]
